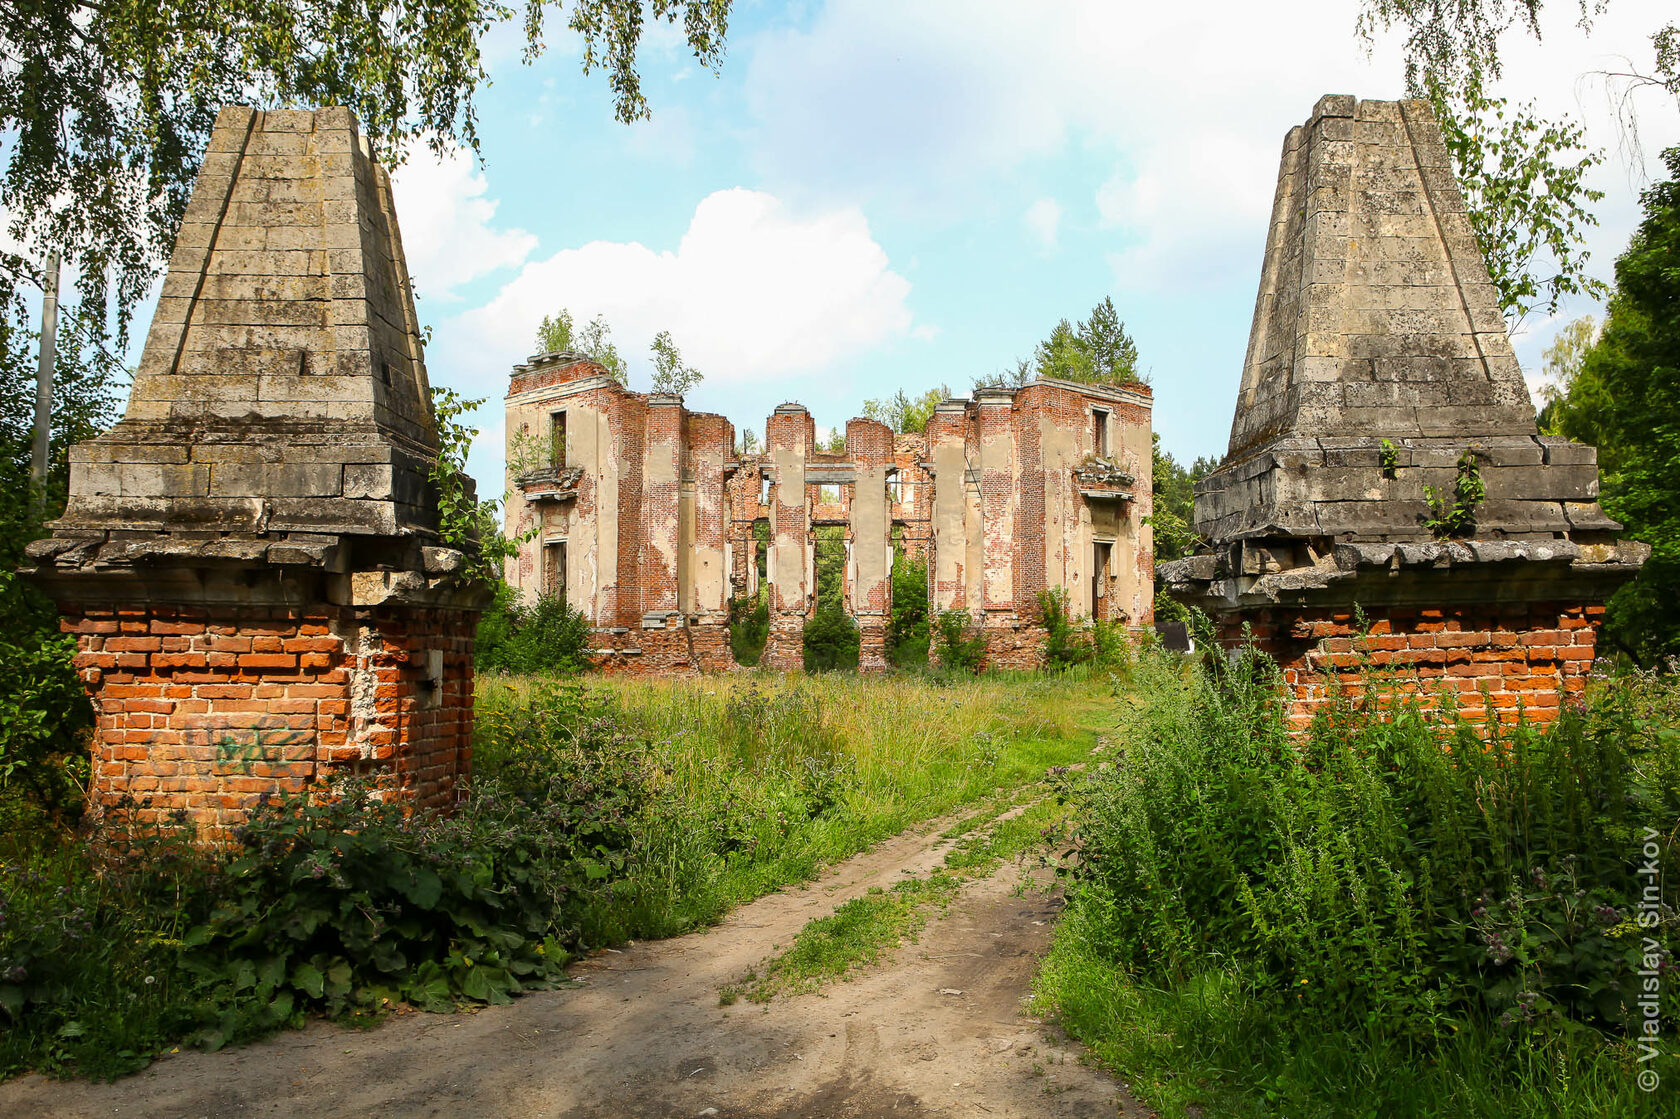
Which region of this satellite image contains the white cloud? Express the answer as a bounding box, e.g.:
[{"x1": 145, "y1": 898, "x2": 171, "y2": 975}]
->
[
  {"x1": 439, "y1": 186, "x2": 915, "y2": 390},
  {"x1": 436, "y1": 187, "x2": 917, "y2": 487},
  {"x1": 740, "y1": 1, "x2": 1406, "y2": 270},
  {"x1": 388, "y1": 143, "x2": 537, "y2": 302},
  {"x1": 1024, "y1": 197, "x2": 1062, "y2": 251},
  {"x1": 739, "y1": 0, "x2": 1677, "y2": 292}
]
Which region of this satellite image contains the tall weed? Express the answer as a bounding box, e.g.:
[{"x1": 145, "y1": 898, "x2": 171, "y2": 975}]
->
[{"x1": 1039, "y1": 647, "x2": 1680, "y2": 1116}]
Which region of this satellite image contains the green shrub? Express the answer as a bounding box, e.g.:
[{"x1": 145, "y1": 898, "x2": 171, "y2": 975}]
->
[
  {"x1": 0, "y1": 624, "x2": 92, "y2": 831},
  {"x1": 1040, "y1": 587, "x2": 1091, "y2": 669},
  {"x1": 185, "y1": 699, "x2": 650, "y2": 1040},
  {"x1": 0, "y1": 810, "x2": 215, "y2": 1078},
  {"x1": 475, "y1": 588, "x2": 591, "y2": 675},
  {"x1": 1057, "y1": 648, "x2": 1680, "y2": 1053},
  {"x1": 1, "y1": 684, "x2": 654, "y2": 1077},
  {"x1": 728, "y1": 591, "x2": 768, "y2": 667},
  {"x1": 802, "y1": 600, "x2": 859, "y2": 672},
  {"x1": 886, "y1": 552, "x2": 930, "y2": 667},
  {"x1": 1038, "y1": 587, "x2": 1133, "y2": 674},
  {"x1": 933, "y1": 610, "x2": 986, "y2": 674}
]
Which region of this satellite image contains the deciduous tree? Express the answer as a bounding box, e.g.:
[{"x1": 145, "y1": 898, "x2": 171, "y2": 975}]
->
[
  {"x1": 0, "y1": 0, "x2": 732, "y2": 325},
  {"x1": 1425, "y1": 72, "x2": 1606, "y2": 323},
  {"x1": 862, "y1": 387, "x2": 947, "y2": 434},
  {"x1": 1544, "y1": 147, "x2": 1680, "y2": 664}
]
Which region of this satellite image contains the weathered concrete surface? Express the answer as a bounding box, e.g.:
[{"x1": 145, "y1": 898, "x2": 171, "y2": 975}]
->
[{"x1": 1162, "y1": 95, "x2": 1646, "y2": 729}]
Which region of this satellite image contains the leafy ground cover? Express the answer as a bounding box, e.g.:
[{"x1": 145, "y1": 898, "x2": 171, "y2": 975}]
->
[
  {"x1": 0, "y1": 669, "x2": 1110, "y2": 1081},
  {"x1": 1033, "y1": 648, "x2": 1680, "y2": 1118}
]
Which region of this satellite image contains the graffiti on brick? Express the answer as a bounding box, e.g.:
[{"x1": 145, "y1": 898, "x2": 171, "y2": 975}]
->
[{"x1": 199, "y1": 717, "x2": 310, "y2": 776}]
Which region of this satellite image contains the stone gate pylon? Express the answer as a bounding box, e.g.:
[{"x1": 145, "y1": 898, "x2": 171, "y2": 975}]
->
[
  {"x1": 1162, "y1": 95, "x2": 1647, "y2": 728},
  {"x1": 24, "y1": 106, "x2": 488, "y2": 835}
]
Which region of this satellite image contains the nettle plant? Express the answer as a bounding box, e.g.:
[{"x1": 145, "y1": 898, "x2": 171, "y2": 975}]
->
[{"x1": 1424, "y1": 448, "x2": 1485, "y2": 539}]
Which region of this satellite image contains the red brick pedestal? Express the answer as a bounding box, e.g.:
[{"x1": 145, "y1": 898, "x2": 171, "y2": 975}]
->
[
  {"x1": 1224, "y1": 601, "x2": 1600, "y2": 733},
  {"x1": 761, "y1": 615, "x2": 806, "y2": 672},
  {"x1": 57, "y1": 597, "x2": 477, "y2": 837}
]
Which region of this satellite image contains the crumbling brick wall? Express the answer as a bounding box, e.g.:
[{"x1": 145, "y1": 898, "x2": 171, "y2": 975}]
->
[
  {"x1": 504, "y1": 367, "x2": 1154, "y2": 674},
  {"x1": 1227, "y1": 603, "x2": 1599, "y2": 732},
  {"x1": 62, "y1": 602, "x2": 475, "y2": 836}
]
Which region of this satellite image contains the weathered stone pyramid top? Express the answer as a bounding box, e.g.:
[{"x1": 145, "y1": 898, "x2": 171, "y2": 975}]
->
[
  {"x1": 30, "y1": 106, "x2": 448, "y2": 576},
  {"x1": 131, "y1": 104, "x2": 434, "y2": 441},
  {"x1": 1228, "y1": 94, "x2": 1536, "y2": 457},
  {"x1": 1161, "y1": 94, "x2": 1647, "y2": 612}
]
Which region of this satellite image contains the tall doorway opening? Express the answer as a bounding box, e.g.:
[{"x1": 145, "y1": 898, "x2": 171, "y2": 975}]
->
[{"x1": 1091, "y1": 540, "x2": 1112, "y2": 619}]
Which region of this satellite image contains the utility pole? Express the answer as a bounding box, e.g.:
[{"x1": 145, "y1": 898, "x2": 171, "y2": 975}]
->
[{"x1": 31, "y1": 252, "x2": 60, "y2": 518}]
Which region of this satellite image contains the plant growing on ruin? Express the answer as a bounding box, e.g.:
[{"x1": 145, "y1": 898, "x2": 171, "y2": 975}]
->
[
  {"x1": 429, "y1": 387, "x2": 517, "y2": 585},
  {"x1": 862, "y1": 387, "x2": 947, "y2": 434},
  {"x1": 1423, "y1": 449, "x2": 1486, "y2": 538},
  {"x1": 536, "y1": 309, "x2": 629, "y2": 383},
  {"x1": 1379, "y1": 438, "x2": 1399, "y2": 479},
  {"x1": 934, "y1": 611, "x2": 986, "y2": 674},
  {"x1": 506, "y1": 424, "x2": 568, "y2": 478},
  {"x1": 649, "y1": 330, "x2": 704, "y2": 398}
]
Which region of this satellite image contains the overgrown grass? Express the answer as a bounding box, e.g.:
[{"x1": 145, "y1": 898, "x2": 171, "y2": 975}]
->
[
  {"x1": 1033, "y1": 649, "x2": 1680, "y2": 1118},
  {"x1": 479, "y1": 670, "x2": 1108, "y2": 944},
  {"x1": 0, "y1": 669, "x2": 1109, "y2": 1081},
  {"x1": 726, "y1": 794, "x2": 1067, "y2": 1005},
  {"x1": 726, "y1": 874, "x2": 961, "y2": 1005}
]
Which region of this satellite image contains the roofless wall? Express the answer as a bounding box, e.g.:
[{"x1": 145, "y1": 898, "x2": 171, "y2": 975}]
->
[{"x1": 504, "y1": 355, "x2": 1154, "y2": 672}]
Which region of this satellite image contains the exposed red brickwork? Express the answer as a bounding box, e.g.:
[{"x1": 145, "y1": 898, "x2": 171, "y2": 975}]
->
[
  {"x1": 847, "y1": 418, "x2": 895, "y2": 674},
  {"x1": 507, "y1": 356, "x2": 613, "y2": 397},
  {"x1": 60, "y1": 600, "x2": 475, "y2": 838},
  {"x1": 1223, "y1": 602, "x2": 1602, "y2": 732},
  {"x1": 613, "y1": 394, "x2": 648, "y2": 626},
  {"x1": 1012, "y1": 388, "x2": 1049, "y2": 615},
  {"x1": 640, "y1": 398, "x2": 682, "y2": 616},
  {"x1": 585, "y1": 621, "x2": 733, "y2": 676},
  {"x1": 981, "y1": 623, "x2": 1049, "y2": 672}
]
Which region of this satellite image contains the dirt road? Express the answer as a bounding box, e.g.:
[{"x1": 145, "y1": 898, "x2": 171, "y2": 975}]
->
[{"x1": 1, "y1": 815, "x2": 1147, "y2": 1118}]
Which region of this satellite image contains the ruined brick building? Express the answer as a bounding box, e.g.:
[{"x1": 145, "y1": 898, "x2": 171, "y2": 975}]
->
[
  {"x1": 1161, "y1": 95, "x2": 1648, "y2": 727},
  {"x1": 503, "y1": 361, "x2": 1154, "y2": 671}
]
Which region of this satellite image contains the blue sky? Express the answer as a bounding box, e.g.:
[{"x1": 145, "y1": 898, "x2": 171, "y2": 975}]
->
[{"x1": 376, "y1": 1, "x2": 1679, "y2": 490}]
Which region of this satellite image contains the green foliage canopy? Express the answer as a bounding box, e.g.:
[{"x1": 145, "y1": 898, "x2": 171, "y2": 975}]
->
[
  {"x1": 1426, "y1": 72, "x2": 1606, "y2": 323},
  {"x1": 1148, "y1": 434, "x2": 1215, "y2": 567},
  {"x1": 535, "y1": 309, "x2": 629, "y2": 383},
  {"x1": 648, "y1": 329, "x2": 704, "y2": 397},
  {"x1": 0, "y1": 0, "x2": 732, "y2": 323},
  {"x1": 977, "y1": 296, "x2": 1143, "y2": 391},
  {"x1": 1544, "y1": 146, "x2": 1680, "y2": 665},
  {"x1": 862, "y1": 387, "x2": 947, "y2": 434}
]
